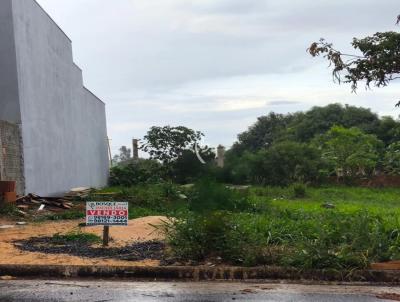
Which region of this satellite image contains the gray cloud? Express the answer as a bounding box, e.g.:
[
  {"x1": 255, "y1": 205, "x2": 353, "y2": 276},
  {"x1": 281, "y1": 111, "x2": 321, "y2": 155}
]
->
[{"x1": 36, "y1": 0, "x2": 400, "y2": 153}]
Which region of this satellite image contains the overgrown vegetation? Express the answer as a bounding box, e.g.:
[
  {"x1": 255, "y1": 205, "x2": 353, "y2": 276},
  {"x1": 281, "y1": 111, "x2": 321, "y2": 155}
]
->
[
  {"x1": 101, "y1": 104, "x2": 400, "y2": 270},
  {"x1": 161, "y1": 182, "x2": 400, "y2": 269}
]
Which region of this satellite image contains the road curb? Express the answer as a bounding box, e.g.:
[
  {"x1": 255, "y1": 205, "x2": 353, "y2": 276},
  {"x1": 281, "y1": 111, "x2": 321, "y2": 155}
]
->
[{"x1": 1, "y1": 265, "x2": 400, "y2": 282}]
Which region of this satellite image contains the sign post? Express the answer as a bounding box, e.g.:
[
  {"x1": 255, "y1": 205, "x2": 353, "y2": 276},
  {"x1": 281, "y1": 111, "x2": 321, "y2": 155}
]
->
[
  {"x1": 86, "y1": 201, "x2": 128, "y2": 246},
  {"x1": 102, "y1": 226, "x2": 110, "y2": 247}
]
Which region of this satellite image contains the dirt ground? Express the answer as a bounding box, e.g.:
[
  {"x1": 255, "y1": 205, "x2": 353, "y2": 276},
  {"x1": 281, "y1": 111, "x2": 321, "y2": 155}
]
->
[{"x1": 0, "y1": 216, "x2": 168, "y2": 266}]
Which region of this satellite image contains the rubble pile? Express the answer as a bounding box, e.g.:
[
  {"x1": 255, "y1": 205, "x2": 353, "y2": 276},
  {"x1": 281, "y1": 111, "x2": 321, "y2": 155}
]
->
[
  {"x1": 64, "y1": 187, "x2": 91, "y2": 200},
  {"x1": 16, "y1": 193, "x2": 74, "y2": 214}
]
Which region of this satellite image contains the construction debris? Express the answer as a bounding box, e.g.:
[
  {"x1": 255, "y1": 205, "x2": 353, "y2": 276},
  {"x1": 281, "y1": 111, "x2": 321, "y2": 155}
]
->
[
  {"x1": 0, "y1": 225, "x2": 15, "y2": 229},
  {"x1": 64, "y1": 187, "x2": 91, "y2": 200},
  {"x1": 16, "y1": 193, "x2": 74, "y2": 211}
]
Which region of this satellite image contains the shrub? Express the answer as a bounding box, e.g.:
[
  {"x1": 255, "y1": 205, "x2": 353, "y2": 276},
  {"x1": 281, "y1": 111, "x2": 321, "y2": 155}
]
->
[
  {"x1": 292, "y1": 183, "x2": 307, "y2": 198},
  {"x1": 316, "y1": 126, "x2": 383, "y2": 178},
  {"x1": 109, "y1": 159, "x2": 163, "y2": 186},
  {"x1": 171, "y1": 149, "x2": 216, "y2": 184},
  {"x1": 104, "y1": 182, "x2": 185, "y2": 216},
  {"x1": 384, "y1": 142, "x2": 400, "y2": 175},
  {"x1": 187, "y1": 178, "x2": 252, "y2": 213},
  {"x1": 225, "y1": 142, "x2": 325, "y2": 186},
  {"x1": 283, "y1": 211, "x2": 399, "y2": 270}
]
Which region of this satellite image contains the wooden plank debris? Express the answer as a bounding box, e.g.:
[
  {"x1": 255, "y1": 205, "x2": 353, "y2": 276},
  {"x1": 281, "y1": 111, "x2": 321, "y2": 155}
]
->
[
  {"x1": 16, "y1": 193, "x2": 75, "y2": 211},
  {"x1": 63, "y1": 187, "x2": 91, "y2": 200}
]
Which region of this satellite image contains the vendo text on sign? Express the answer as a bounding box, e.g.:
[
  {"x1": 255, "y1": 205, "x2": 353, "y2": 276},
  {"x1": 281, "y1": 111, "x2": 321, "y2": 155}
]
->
[{"x1": 86, "y1": 202, "x2": 128, "y2": 226}]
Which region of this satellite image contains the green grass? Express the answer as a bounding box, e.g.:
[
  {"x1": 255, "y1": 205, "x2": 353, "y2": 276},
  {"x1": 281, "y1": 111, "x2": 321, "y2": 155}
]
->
[
  {"x1": 51, "y1": 183, "x2": 400, "y2": 270},
  {"x1": 250, "y1": 185, "x2": 400, "y2": 216},
  {"x1": 52, "y1": 231, "x2": 101, "y2": 244},
  {"x1": 161, "y1": 184, "x2": 400, "y2": 269},
  {"x1": 42, "y1": 209, "x2": 86, "y2": 221},
  {"x1": 98, "y1": 182, "x2": 187, "y2": 218}
]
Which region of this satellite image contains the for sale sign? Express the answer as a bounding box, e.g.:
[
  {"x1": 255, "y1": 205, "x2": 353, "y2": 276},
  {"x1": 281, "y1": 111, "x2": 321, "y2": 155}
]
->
[{"x1": 86, "y1": 202, "x2": 128, "y2": 226}]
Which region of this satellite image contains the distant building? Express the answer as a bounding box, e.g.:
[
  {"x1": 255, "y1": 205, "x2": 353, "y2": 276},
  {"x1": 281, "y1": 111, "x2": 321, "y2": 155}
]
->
[{"x1": 0, "y1": 0, "x2": 109, "y2": 196}]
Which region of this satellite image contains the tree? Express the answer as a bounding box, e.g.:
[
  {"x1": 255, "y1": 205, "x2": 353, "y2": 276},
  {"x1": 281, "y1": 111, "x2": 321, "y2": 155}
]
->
[
  {"x1": 140, "y1": 126, "x2": 204, "y2": 165},
  {"x1": 172, "y1": 148, "x2": 216, "y2": 184},
  {"x1": 231, "y1": 104, "x2": 388, "y2": 154},
  {"x1": 231, "y1": 112, "x2": 292, "y2": 155},
  {"x1": 289, "y1": 104, "x2": 380, "y2": 142},
  {"x1": 112, "y1": 146, "x2": 131, "y2": 164},
  {"x1": 309, "y1": 18, "x2": 400, "y2": 104},
  {"x1": 375, "y1": 116, "x2": 400, "y2": 146},
  {"x1": 317, "y1": 126, "x2": 383, "y2": 178},
  {"x1": 383, "y1": 142, "x2": 400, "y2": 175},
  {"x1": 225, "y1": 141, "x2": 325, "y2": 186},
  {"x1": 109, "y1": 159, "x2": 163, "y2": 186},
  {"x1": 253, "y1": 141, "x2": 325, "y2": 186}
]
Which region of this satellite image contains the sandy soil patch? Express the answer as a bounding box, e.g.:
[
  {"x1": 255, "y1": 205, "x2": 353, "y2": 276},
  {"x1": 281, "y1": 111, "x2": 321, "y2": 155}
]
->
[{"x1": 0, "y1": 216, "x2": 167, "y2": 266}]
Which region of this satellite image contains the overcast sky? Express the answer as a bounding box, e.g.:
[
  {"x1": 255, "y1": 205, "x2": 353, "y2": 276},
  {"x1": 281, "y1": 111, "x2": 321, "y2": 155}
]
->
[{"x1": 36, "y1": 0, "x2": 400, "y2": 155}]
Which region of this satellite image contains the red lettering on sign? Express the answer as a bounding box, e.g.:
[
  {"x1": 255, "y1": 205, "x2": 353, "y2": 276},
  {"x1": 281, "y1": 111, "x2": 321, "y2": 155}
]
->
[{"x1": 86, "y1": 210, "x2": 128, "y2": 216}]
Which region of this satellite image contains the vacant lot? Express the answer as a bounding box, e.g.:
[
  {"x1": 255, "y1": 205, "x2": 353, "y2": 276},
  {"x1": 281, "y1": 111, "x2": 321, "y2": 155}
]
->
[
  {"x1": 1, "y1": 184, "x2": 400, "y2": 270},
  {"x1": 0, "y1": 216, "x2": 165, "y2": 266},
  {"x1": 100, "y1": 183, "x2": 400, "y2": 269}
]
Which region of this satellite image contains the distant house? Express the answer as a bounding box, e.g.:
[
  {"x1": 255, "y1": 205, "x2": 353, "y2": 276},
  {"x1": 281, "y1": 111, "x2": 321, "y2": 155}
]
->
[{"x1": 0, "y1": 0, "x2": 109, "y2": 196}]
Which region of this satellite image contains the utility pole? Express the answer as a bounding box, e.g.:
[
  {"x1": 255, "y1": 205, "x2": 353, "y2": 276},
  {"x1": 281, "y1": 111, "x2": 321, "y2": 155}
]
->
[
  {"x1": 132, "y1": 139, "x2": 139, "y2": 160},
  {"x1": 217, "y1": 145, "x2": 225, "y2": 168}
]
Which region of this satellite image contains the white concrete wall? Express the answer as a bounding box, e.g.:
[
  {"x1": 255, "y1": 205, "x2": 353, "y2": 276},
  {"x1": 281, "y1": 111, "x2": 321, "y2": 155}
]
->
[{"x1": 8, "y1": 0, "x2": 109, "y2": 195}]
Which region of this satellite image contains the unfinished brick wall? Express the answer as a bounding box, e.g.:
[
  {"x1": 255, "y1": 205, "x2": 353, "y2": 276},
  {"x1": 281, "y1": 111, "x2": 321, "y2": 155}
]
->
[{"x1": 0, "y1": 120, "x2": 24, "y2": 195}]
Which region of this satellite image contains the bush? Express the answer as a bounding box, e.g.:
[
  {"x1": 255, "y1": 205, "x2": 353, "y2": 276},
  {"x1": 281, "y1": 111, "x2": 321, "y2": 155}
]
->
[
  {"x1": 384, "y1": 142, "x2": 400, "y2": 175},
  {"x1": 222, "y1": 142, "x2": 326, "y2": 186},
  {"x1": 172, "y1": 149, "x2": 216, "y2": 184},
  {"x1": 292, "y1": 183, "x2": 307, "y2": 198},
  {"x1": 109, "y1": 159, "x2": 163, "y2": 186},
  {"x1": 187, "y1": 178, "x2": 252, "y2": 213},
  {"x1": 103, "y1": 182, "x2": 185, "y2": 216}
]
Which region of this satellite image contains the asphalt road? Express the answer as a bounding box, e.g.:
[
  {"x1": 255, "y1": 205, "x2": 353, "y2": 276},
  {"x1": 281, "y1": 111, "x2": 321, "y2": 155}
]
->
[{"x1": 0, "y1": 280, "x2": 398, "y2": 302}]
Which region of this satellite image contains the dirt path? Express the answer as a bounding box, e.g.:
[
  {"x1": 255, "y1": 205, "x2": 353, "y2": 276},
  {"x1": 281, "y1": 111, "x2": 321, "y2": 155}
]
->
[{"x1": 0, "y1": 216, "x2": 167, "y2": 266}]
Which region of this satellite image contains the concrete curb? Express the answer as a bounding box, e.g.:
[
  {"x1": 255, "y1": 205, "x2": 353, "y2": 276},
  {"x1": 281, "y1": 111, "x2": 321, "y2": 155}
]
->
[{"x1": 1, "y1": 265, "x2": 400, "y2": 283}]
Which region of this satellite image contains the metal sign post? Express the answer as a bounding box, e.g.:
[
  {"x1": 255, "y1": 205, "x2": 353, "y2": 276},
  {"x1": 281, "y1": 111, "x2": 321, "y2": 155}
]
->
[{"x1": 86, "y1": 201, "x2": 128, "y2": 247}]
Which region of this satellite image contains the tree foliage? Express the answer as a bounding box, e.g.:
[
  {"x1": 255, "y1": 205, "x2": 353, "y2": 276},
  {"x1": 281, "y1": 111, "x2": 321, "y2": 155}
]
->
[
  {"x1": 251, "y1": 141, "x2": 325, "y2": 186},
  {"x1": 317, "y1": 126, "x2": 383, "y2": 177},
  {"x1": 109, "y1": 159, "x2": 163, "y2": 186},
  {"x1": 112, "y1": 146, "x2": 131, "y2": 164},
  {"x1": 383, "y1": 142, "x2": 400, "y2": 175},
  {"x1": 172, "y1": 148, "x2": 216, "y2": 184},
  {"x1": 309, "y1": 18, "x2": 400, "y2": 104},
  {"x1": 224, "y1": 141, "x2": 325, "y2": 186},
  {"x1": 231, "y1": 112, "x2": 292, "y2": 154},
  {"x1": 140, "y1": 126, "x2": 204, "y2": 165},
  {"x1": 232, "y1": 104, "x2": 394, "y2": 155}
]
